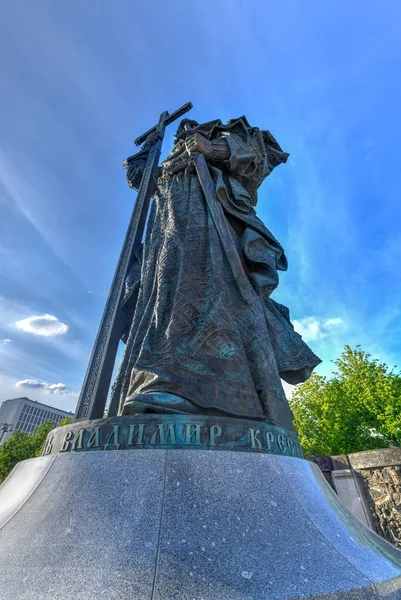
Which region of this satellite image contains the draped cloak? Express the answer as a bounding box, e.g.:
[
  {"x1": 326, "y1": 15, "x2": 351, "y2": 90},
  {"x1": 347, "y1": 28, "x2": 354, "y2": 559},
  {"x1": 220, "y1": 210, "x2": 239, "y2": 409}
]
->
[{"x1": 110, "y1": 117, "x2": 321, "y2": 431}]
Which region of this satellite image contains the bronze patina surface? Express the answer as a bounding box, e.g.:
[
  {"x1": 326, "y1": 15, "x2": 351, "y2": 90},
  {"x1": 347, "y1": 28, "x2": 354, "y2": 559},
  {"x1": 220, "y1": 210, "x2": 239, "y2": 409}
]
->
[
  {"x1": 108, "y1": 115, "x2": 320, "y2": 428},
  {"x1": 75, "y1": 107, "x2": 320, "y2": 434}
]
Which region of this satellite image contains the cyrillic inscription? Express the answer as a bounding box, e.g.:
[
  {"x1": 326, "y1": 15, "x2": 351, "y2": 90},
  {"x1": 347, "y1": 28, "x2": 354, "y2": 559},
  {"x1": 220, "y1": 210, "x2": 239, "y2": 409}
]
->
[
  {"x1": 87, "y1": 427, "x2": 101, "y2": 449},
  {"x1": 249, "y1": 429, "x2": 262, "y2": 450},
  {"x1": 42, "y1": 435, "x2": 53, "y2": 456},
  {"x1": 104, "y1": 425, "x2": 120, "y2": 450},
  {"x1": 184, "y1": 424, "x2": 202, "y2": 445},
  {"x1": 60, "y1": 431, "x2": 74, "y2": 452},
  {"x1": 209, "y1": 425, "x2": 222, "y2": 446},
  {"x1": 128, "y1": 423, "x2": 145, "y2": 445},
  {"x1": 277, "y1": 434, "x2": 286, "y2": 454},
  {"x1": 71, "y1": 429, "x2": 84, "y2": 451},
  {"x1": 150, "y1": 423, "x2": 177, "y2": 445},
  {"x1": 43, "y1": 416, "x2": 303, "y2": 458},
  {"x1": 266, "y1": 431, "x2": 274, "y2": 450},
  {"x1": 248, "y1": 428, "x2": 300, "y2": 456}
]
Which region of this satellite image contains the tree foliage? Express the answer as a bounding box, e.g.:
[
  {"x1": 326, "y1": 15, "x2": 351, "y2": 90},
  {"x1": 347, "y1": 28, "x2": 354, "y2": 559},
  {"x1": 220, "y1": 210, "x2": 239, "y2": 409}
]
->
[
  {"x1": 289, "y1": 345, "x2": 401, "y2": 456},
  {"x1": 0, "y1": 416, "x2": 72, "y2": 484}
]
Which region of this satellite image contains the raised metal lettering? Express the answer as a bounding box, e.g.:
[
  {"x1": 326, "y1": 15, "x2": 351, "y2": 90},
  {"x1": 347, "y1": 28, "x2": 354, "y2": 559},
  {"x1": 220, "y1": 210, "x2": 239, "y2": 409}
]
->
[
  {"x1": 150, "y1": 424, "x2": 177, "y2": 445},
  {"x1": 71, "y1": 429, "x2": 84, "y2": 451},
  {"x1": 209, "y1": 425, "x2": 222, "y2": 446},
  {"x1": 277, "y1": 434, "x2": 287, "y2": 453},
  {"x1": 184, "y1": 423, "x2": 202, "y2": 445},
  {"x1": 42, "y1": 436, "x2": 53, "y2": 456},
  {"x1": 287, "y1": 437, "x2": 295, "y2": 455},
  {"x1": 128, "y1": 423, "x2": 145, "y2": 445},
  {"x1": 104, "y1": 425, "x2": 120, "y2": 450},
  {"x1": 87, "y1": 427, "x2": 101, "y2": 449},
  {"x1": 60, "y1": 431, "x2": 74, "y2": 452},
  {"x1": 265, "y1": 431, "x2": 274, "y2": 450},
  {"x1": 249, "y1": 428, "x2": 262, "y2": 450}
]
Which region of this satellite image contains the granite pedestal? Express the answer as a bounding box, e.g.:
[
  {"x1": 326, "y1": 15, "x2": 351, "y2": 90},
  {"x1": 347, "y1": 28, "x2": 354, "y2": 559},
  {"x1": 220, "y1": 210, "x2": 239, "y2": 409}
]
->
[{"x1": 1, "y1": 446, "x2": 401, "y2": 599}]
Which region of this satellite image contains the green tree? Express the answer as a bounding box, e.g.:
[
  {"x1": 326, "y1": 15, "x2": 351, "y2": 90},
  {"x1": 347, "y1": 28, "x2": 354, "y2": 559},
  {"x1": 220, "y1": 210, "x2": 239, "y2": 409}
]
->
[
  {"x1": 289, "y1": 345, "x2": 401, "y2": 456},
  {"x1": 0, "y1": 417, "x2": 72, "y2": 484}
]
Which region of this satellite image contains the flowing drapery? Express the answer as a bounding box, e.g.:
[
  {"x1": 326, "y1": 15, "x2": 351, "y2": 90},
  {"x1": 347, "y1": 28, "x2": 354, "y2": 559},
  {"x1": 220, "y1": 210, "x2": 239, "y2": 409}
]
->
[{"x1": 111, "y1": 117, "x2": 320, "y2": 430}]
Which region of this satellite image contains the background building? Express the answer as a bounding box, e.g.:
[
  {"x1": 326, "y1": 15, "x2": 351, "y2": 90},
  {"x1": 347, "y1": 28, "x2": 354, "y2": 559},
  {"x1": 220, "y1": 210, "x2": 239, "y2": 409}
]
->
[{"x1": 0, "y1": 397, "x2": 73, "y2": 445}]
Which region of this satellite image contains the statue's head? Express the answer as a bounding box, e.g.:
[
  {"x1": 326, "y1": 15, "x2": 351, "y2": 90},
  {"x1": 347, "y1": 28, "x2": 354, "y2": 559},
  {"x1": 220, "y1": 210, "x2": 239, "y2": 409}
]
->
[{"x1": 174, "y1": 118, "x2": 200, "y2": 142}]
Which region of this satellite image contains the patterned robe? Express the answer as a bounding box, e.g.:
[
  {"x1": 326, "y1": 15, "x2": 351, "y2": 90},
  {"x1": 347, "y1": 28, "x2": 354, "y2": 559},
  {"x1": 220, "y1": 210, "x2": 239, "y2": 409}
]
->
[{"x1": 110, "y1": 117, "x2": 320, "y2": 430}]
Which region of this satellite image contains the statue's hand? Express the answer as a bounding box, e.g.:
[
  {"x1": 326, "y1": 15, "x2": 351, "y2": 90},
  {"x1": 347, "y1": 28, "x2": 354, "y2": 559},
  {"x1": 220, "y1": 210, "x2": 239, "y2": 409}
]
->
[
  {"x1": 143, "y1": 131, "x2": 162, "y2": 150},
  {"x1": 185, "y1": 133, "x2": 213, "y2": 158}
]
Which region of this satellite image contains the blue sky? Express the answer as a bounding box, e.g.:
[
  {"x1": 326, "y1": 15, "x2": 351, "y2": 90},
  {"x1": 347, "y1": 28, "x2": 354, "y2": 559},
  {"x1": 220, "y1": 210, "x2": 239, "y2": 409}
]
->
[{"x1": 1, "y1": 0, "x2": 400, "y2": 412}]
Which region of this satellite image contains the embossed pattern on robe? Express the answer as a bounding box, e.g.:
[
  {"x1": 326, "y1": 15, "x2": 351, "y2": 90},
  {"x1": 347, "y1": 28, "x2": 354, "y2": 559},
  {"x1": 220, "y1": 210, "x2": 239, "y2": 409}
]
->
[{"x1": 111, "y1": 117, "x2": 321, "y2": 430}]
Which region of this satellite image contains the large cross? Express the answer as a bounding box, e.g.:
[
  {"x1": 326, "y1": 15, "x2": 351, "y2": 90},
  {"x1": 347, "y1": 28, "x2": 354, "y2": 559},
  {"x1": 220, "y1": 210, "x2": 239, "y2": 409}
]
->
[{"x1": 74, "y1": 102, "x2": 193, "y2": 421}]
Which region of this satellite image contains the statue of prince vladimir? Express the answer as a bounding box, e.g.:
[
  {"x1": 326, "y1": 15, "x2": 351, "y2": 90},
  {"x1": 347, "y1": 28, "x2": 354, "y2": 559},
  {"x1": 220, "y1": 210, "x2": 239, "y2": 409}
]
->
[{"x1": 110, "y1": 116, "x2": 320, "y2": 431}]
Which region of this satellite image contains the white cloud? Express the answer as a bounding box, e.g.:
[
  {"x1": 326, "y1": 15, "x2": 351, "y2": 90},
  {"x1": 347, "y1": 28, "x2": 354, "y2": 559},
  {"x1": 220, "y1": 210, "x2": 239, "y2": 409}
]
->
[
  {"x1": 324, "y1": 317, "x2": 345, "y2": 329},
  {"x1": 293, "y1": 316, "x2": 346, "y2": 342},
  {"x1": 16, "y1": 379, "x2": 67, "y2": 394},
  {"x1": 2, "y1": 339, "x2": 11, "y2": 344},
  {"x1": 281, "y1": 380, "x2": 295, "y2": 399},
  {"x1": 15, "y1": 314, "x2": 69, "y2": 337},
  {"x1": 46, "y1": 383, "x2": 67, "y2": 393},
  {"x1": 0, "y1": 373, "x2": 77, "y2": 412}
]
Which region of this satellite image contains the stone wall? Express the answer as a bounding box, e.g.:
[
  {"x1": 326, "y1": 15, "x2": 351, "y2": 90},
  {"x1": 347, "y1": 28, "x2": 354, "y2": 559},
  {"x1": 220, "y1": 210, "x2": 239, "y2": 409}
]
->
[
  {"x1": 359, "y1": 464, "x2": 401, "y2": 546},
  {"x1": 310, "y1": 448, "x2": 401, "y2": 548}
]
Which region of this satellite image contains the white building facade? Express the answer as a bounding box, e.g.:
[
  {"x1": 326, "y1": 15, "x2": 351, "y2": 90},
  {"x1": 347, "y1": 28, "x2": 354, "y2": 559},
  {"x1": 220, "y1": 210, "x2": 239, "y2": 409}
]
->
[{"x1": 0, "y1": 397, "x2": 73, "y2": 445}]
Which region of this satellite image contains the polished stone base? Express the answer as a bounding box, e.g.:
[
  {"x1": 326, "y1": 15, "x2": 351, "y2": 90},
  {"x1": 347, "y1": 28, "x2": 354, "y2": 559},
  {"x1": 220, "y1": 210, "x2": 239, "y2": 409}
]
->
[{"x1": 1, "y1": 450, "x2": 401, "y2": 599}]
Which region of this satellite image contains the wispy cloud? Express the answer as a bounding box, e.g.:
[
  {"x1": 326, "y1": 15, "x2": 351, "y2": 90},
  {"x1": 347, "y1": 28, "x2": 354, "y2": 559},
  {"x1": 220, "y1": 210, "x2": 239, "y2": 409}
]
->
[
  {"x1": 0, "y1": 296, "x2": 85, "y2": 400},
  {"x1": 16, "y1": 379, "x2": 67, "y2": 394},
  {"x1": 15, "y1": 314, "x2": 69, "y2": 337},
  {"x1": 293, "y1": 316, "x2": 346, "y2": 342},
  {"x1": 0, "y1": 372, "x2": 78, "y2": 412}
]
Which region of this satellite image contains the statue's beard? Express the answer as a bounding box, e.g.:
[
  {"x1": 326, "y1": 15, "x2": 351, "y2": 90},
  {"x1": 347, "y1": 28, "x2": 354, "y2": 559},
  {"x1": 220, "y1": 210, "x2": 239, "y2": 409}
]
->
[
  {"x1": 174, "y1": 127, "x2": 202, "y2": 145},
  {"x1": 173, "y1": 118, "x2": 225, "y2": 145}
]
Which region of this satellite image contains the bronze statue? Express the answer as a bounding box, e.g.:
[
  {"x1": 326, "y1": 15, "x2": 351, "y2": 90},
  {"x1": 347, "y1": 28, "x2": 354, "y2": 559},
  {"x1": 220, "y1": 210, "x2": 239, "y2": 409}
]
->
[{"x1": 109, "y1": 115, "x2": 321, "y2": 430}]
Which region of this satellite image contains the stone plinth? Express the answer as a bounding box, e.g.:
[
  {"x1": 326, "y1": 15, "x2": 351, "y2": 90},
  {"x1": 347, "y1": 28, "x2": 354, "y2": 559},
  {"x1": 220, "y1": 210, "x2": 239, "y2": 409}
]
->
[{"x1": 1, "y1": 449, "x2": 401, "y2": 599}]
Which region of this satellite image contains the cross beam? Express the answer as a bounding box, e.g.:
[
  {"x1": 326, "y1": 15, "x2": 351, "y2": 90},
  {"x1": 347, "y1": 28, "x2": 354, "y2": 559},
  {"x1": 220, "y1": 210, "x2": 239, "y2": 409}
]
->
[{"x1": 134, "y1": 102, "x2": 193, "y2": 147}]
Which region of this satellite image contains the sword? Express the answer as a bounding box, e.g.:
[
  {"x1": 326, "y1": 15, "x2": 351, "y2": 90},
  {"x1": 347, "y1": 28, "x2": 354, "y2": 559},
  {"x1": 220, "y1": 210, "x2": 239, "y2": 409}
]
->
[{"x1": 192, "y1": 152, "x2": 252, "y2": 305}]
